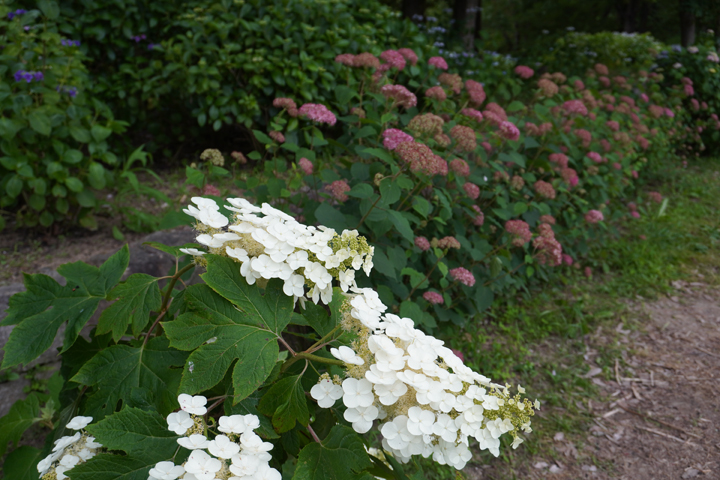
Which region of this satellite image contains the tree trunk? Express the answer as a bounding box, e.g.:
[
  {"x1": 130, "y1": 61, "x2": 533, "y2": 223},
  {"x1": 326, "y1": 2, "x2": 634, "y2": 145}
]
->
[
  {"x1": 454, "y1": 0, "x2": 480, "y2": 51},
  {"x1": 680, "y1": 8, "x2": 696, "y2": 46},
  {"x1": 402, "y1": 0, "x2": 426, "y2": 20}
]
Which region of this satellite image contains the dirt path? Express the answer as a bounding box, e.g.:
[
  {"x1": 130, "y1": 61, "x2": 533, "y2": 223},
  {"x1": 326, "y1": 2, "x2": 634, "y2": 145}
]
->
[{"x1": 471, "y1": 280, "x2": 720, "y2": 479}]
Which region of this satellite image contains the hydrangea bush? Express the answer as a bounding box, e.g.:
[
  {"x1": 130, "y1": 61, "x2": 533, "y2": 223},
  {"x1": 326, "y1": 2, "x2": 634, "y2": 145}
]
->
[
  {"x1": 0, "y1": 197, "x2": 537, "y2": 479},
  {"x1": 235, "y1": 48, "x2": 682, "y2": 330},
  {"x1": 0, "y1": 3, "x2": 126, "y2": 231}
]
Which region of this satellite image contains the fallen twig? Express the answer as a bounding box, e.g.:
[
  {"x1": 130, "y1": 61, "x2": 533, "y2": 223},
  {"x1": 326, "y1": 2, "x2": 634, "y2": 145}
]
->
[
  {"x1": 618, "y1": 404, "x2": 702, "y2": 439},
  {"x1": 636, "y1": 426, "x2": 699, "y2": 446},
  {"x1": 695, "y1": 346, "x2": 720, "y2": 358}
]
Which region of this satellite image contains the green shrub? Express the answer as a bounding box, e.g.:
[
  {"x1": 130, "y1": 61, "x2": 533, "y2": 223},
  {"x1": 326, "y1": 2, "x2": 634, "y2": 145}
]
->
[
  {"x1": 235, "y1": 49, "x2": 678, "y2": 331},
  {"x1": 0, "y1": 2, "x2": 126, "y2": 230},
  {"x1": 541, "y1": 31, "x2": 662, "y2": 78}
]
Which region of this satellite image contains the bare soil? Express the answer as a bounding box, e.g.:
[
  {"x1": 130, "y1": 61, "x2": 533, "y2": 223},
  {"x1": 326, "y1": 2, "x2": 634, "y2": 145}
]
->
[{"x1": 467, "y1": 280, "x2": 720, "y2": 480}]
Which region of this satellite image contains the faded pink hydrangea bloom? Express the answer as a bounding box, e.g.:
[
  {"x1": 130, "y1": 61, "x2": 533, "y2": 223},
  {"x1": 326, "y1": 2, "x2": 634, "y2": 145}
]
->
[
  {"x1": 425, "y1": 86, "x2": 447, "y2": 101},
  {"x1": 414, "y1": 236, "x2": 431, "y2": 251},
  {"x1": 539, "y1": 214, "x2": 556, "y2": 225},
  {"x1": 632, "y1": 170, "x2": 639, "y2": 179},
  {"x1": 561, "y1": 167, "x2": 579, "y2": 188},
  {"x1": 299, "y1": 103, "x2": 337, "y2": 126},
  {"x1": 437, "y1": 236, "x2": 461, "y2": 249},
  {"x1": 298, "y1": 157, "x2": 313, "y2": 175},
  {"x1": 273, "y1": 97, "x2": 298, "y2": 117},
  {"x1": 398, "y1": 48, "x2": 418, "y2": 66},
  {"x1": 439, "y1": 73, "x2": 463, "y2": 94},
  {"x1": 381, "y1": 84, "x2": 417, "y2": 108},
  {"x1": 481, "y1": 141, "x2": 492, "y2": 154},
  {"x1": 461, "y1": 108, "x2": 483, "y2": 123},
  {"x1": 562, "y1": 254, "x2": 574, "y2": 266},
  {"x1": 326, "y1": 180, "x2": 351, "y2": 202},
  {"x1": 450, "y1": 125, "x2": 477, "y2": 152},
  {"x1": 423, "y1": 291, "x2": 444, "y2": 305},
  {"x1": 664, "y1": 108, "x2": 675, "y2": 118},
  {"x1": 428, "y1": 56, "x2": 448, "y2": 70},
  {"x1": 353, "y1": 52, "x2": 380, "y2": 69},
  {"x1": 203, "y1": 184, "x2": 220, "y2": 196},
  {"x1": 600, "y1": 139, "x2": 612, "y2": 152},
  {"x1": 449, "y1": 158, "x2": 470, "y2": 177},
  {"x1": 683, "y1": 84, "x2": 694, "y2": 96},
  {"x1": 463, "y1": 182, "x2": 480, "y2": 200},
  {"x1": 533, "y1": 223, "x2": 562, "y2": 267},
  {"x1": 562, "y1": 100, "x2": 587, "y2": 116},
  {"x1": 584, "y1": 266, "x2": 592, "y2": 278},
  {"x1": 231, "y1": 151, "x2": 247, "y2": 164},
  {"x1": 514, "y1": 65, "x2": 534, "y2": 79},
  {"x1": 380, "y1": 49, "x2": 406, "y2": 70},
  {"x1": 498, "y1": 121, "x2": 520, "y2": 141},
  {"x1": 584, "y1": 209, "x2": 604, "y2": 224},
  {"x1": 640, "y1": 93, "x2": 649, "y2": 102},
  {"x1": 538, "y1": 78, "x2": 558, "y2": 97},
  {"x1": 505, "y1": 220, "x2": 532, "y2": 247},
  {"x1": 595, "y1": 63, "x2": 609, "y2": 75},
  {"x1": 382, "y1": 128, "x2": 414, "y2": 151},
  {"x1": 510, "y1": 175, "x2": 525, "y2": 190},
  {"x1": 648, "y1": 191, "x2": 662, "y2": 203},
  {"x1": 350, "y1": 107, "x2": 366, "y2": 118},
  {"x1": 407, "y1": 113, "x2": 444, "y2": 136},
  {"x1": 335, "y1": 53, "x2": 355, "y2": 66},
  {"x1": 573, "y1": 79, "x2": 585, "y2": 91},
  {"x1": 606, "y1": 120, "x2": 620, "y2": 131},
  {"x1": 599, "y1": 76, "x2": 611, "y2": 88},
  {"x1": 450, "y1": 267, "x2": 475, "y2": 287},
  {"x1": 472, "y1": 205, "x2": 484, "y2": 226},
  {"x1": 534, "y1": 180, "x2": 556, "y2": 199},
  {"x1": 269, "y1": 131, "x2": 285, "y2": 143},
  {"x1": 465, "y1": 80, "x2": 486, "y2": 106},
  {"x1": 586, "y1": 152, "x2": 603, "y2": 164},
  {"x1": 396, "y1": 142, "x2": 446, "y2": 176},
  {"x1": 574, "y1": 129, "x2": 592, "y2": 148},
  {"x1": 525, "y1": 123, "x2": 540, "y2": 136},
  {"x1": 631, "y1": 211, "x2": 641, "y2": 219},
  {"x1": 612, "y1": 162, "x2": 622, "y2": 170},
  {"x1": 434, "y1": 133, "x2": 451, "y2": 148}
]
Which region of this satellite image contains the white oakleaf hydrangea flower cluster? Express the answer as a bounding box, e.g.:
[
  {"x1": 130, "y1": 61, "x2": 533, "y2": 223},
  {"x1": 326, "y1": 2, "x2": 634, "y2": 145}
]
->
[
  {"x1": 37, "y1": 416, "x2": 100, "y2": 480},
  {"x1": 181, "y1": 197, "x2": 374, "y2": 303},
  {"x1": 150, "y1": 394, "x2": 281, "y2": 480},
  {"x1": 310, "y1": 289, "x2": 539, "y2": 470}
]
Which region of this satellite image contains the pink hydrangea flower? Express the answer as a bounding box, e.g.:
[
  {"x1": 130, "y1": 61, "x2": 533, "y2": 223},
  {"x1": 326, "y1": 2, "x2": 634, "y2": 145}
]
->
[
  {"x1": 606, "y1": 120, "x2": 620, "y2": 131},
  {"x1": 273, "y1": 97, "x2": 298, "y2": 117},
  {"x1": 538, "y1": 78, "x2": 558, "y2": 97},
  {"x1": 425, "y1": 86, "x2": 447, "y2": 101},
  {"x1": 648, "y1": 191, "x2": 662, "y2": 203},
  {"x1": 631, "y1": 211, "x2": 641, "y2": 219},
  {"x1": 450, "y1": 267, "x2": 475, "y2": 287},
  {"x1": 298, "y1": 157, "x2": 313, "y2": 175},
  {"x1": 612, "y1": 162, "x2": 622, "y2": 170},
  {"x1": 380, "y1": 84, "x2": 417, "y2": 108},
  {"x1": 298, "y1": 103, "x2": 337, "y2": 126},
  {"x1": 428, "y1": 56, "x2": 448, "y2": 70},
  {"x1": 398, "y1": 48, "x2": 418, "y2": 66},
  {"x1": 640, "y1": 93, "x2": 649, "y2": 102},
  {"x1": 539, "y1": 214, "x2": 556, "y2": 225},
  {"x1": 498, "y1": 121, "x2": 520, "y2": 141},
  {"x1": 481, "y1": 141, "x2": 492, "y2": 154},
  {"x1": 573, "y1": 79, "x2": 585, "y2": 91},
  {"x1": 353, "y1": 52, "x2": 380, "y2": 69},
  {"x1": 326, "y1": 180, "x2": 351, "y2": 202},
  {"x1": 514, "y1": 65, "x2": 534, "y2": 79},
  {"x1": 415, "y1": 236, "x2": 431, "y2": 251},
  {"x1": 450, "y1": 125, "x2": 477, "y2": 152},
  {"x1": 505, "y1": 220, "x2": 532, "y2": 247},
  {"x1": 450, "y1": 158, "x2": 470, "y2": 177},
  {"x1": 437, "y1": 236, "x2": 461, "y2": 249},
  {"x1": 561, "y1": 168, "x2": 578, "y2": 187},
  {"x1": 203, "y1": 184, "x2": 220, "y2": 196},
  {"x1": 396, "y1": 142, "x2": 447, "y2": 176},
  {"x1": 584, "y1": 266, "x2": 592, "y2": 278},
  {"x1": 574, "y1": 129, "x2": 592, "y2": 148},
  {"x1": 465, "y1": 80, "x2": 486, "y2": 106},
  {"x1": 563, "y1": 100, "x2": 588, "y2": 116},
  {"x1": 461, "y1": 108, "x2": 483, "y2": 123},
  {"x1": 595, "y1": 63, "x2": 609, "y2": 75},
  {"x1": 562, "y1": 254, "x2": 574, "y2": 266},
  {"x1": 585, "y1": 209, "x2": 604, "y2": 224},
  {"x1": 335, "y1": 53, "x2": 356, "y2": 66},
  {"x1": 534, "y1": 180, "x2": 556, "y2": 199},
  {"x1": 471, "y1": 205, "x2": 484, "y2": 226},
  {"x1": 463, "y1": 182, "x2": 480, "y2": 199},
  {"x1": 586, "y1": 152, "x2": 603, "y2": 163},
  {"x1": 683, "y1": 84, "x2": 694, "y2": 96},
  {"x1": 382, "y1": 128, "x2": 414, "y2": 151},
  {"x1": 423, "y1": 291, "x2": 444, "y2": 304},
  {"x1": 269, "y1": 131, "x2": 285, "y2": 143},
  {"x1": 533, "y1": 223, "x2": 562, "y2": 267},
  {"x1": 380, "y1": 49, "x2": 406, "y2": 70}
]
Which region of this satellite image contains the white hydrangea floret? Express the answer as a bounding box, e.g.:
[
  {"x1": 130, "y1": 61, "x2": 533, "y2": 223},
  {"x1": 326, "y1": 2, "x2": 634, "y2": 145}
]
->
[{"x1": 178, "y1": 394, "x2": 208, "y2": 415}]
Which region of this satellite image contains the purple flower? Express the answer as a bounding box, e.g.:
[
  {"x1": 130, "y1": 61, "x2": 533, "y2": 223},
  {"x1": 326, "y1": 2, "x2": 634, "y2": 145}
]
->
[
  {"x1": 132, "y1": 34, "x2": 147, "y2": 43},
  {"x1": 8, "y1": 9, "x2": 27, "y2": 19},
  {"x1": 14, "y1": 70, "x2": 44, "y2": 83},
  {"x1": 147, "y1": 43, "x2": 157, "y2": 50},
  {"x1": 61, "y1": 39, "x2": 81, "y2": 47},
  {"x1": 33, "y1": 71, "x2": 43, "y2": 81}
]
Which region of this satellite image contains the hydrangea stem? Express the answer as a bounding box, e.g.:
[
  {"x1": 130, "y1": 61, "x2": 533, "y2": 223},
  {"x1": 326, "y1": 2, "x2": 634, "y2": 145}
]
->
[{"x1": 281, "y1": 351, "x2": 345, "y2": 373}]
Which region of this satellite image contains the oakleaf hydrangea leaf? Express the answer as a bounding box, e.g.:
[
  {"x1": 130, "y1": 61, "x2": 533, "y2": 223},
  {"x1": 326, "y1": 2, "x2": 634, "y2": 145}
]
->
[
  {"x1": 257, "y1": 375, "x2": 309, "y2": 433},
  {"x1": 0, "y1": 393, "x2": 41, "y2": 457},
  {"x1": 71, "y1": 337, "x2": 187, "y2": 419},
  {"x1": 293, "y1": 425, "x2": 374, "y2": 480},
  {"x1": 1, "y1": 245, "x2": 129, "y2": 369},
  {"x1": 97, "y1": 273, "x2": 162, "y2": 342}
]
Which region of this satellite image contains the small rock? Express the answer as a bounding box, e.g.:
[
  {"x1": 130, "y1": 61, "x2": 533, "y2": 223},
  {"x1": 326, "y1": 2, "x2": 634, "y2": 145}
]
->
[
  {"x1": 553, "y1": 432, "x2": 565, "y2": 441},
  {"x1": 549, "y1": 465, "x2": 562, "y2": 473},
  {"x1": 682, "y1": 468, "x2": 700, "y2": 479},
  {"x1": 582, "y1": 465, "x2": 598, "y2": 472},
  {"x1": 584, "y1": 367, "x2": 603, "y2": 378},
  {"x1": 533, "y1": 462, "x2": 549, "y2": 470}
]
